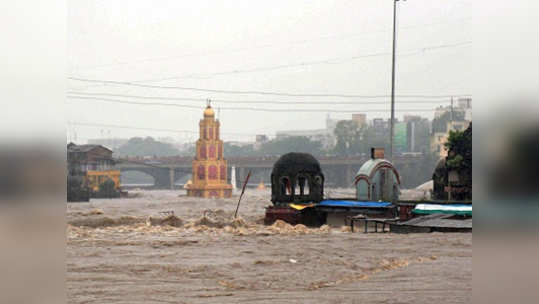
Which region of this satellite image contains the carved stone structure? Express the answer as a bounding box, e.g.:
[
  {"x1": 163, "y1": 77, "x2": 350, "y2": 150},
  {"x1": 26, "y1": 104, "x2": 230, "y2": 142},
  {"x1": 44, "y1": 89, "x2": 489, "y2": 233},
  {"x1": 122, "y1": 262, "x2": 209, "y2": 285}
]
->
[
  {"x1": 270, "y1": 152, "x2": 324, "y2": 205},
  {"x1": 186, "y1": 102, "x2": 232, "y2": 198}
]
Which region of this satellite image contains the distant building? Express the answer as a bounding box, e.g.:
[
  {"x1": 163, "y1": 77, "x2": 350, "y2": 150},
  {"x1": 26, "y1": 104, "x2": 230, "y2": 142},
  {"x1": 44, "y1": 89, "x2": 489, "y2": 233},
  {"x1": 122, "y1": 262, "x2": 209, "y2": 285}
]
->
[
  {"x1": 351, "y1": 113, "x2": 367, "y2": 127},
  {"x1": 431, "y1": 98, "x2": 472, "y2": 158},
  {"x1": 67, "y1": 143, "x2": 121, "y2": 194},
  {"x1": 227, "y1": 141, "x2": 254, "y2": 147},
  {"x1": 276, "y1": 128, "x2": 333, "y2": 149},
  {"x1": 254, "y1": 134, "x2": 269, "y2": 150},
  {"x1": 458, "y1": 97, "x2": 472, "y2": 109},
  {"x1": 276, "y1": 115, "x2": 338, "y2": 150},
  {"x1": 256, "y1": 134, "x2": 268, "y2": 142},
  {"x1": 435, "y1": 97, "x2": 471, "y2": 119},
  {"x1": 67, "y1": 143, "x2": 116, "y2": 172},
  {"x1": 372, "y1": 118, "x2": 390, "y2": 131},
  {"x1": 458, "y1": 97, "x2": 472, "y2": 121},
  {"x1": 431, "y1": 120, "x2": 471, "y2": 158},
  {"x1": 403, "y1": 115, "x2": 422, "y2": 123}
]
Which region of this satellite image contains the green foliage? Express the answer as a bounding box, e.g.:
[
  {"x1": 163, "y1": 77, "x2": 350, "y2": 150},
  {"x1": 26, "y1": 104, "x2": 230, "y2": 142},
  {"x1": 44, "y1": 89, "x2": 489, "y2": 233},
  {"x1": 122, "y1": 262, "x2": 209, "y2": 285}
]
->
[
  {"x1": 332, "y1": 120, "x2": 392, "y2": 156},
  {"x1": 223, "y1": 136, "x2": 323, "y2": 157},
  {"x1": 116, "y1": 137, "x2": 180, "y2": 157},
  {"x1": 333, "y1": 120, "x2": 362, "y2": 156},
  {"x1": 96, "y1": 179, "x2": 120, "y2": 198},
  {"x1": 223, "y1": 142, "x2": 256, "y2": 157},
  {"x1": 446, "y1": 154, "x2": 464, "y2": 168},
  {"x1": 260, "y1": 136, "x2": 323, "y2": 156},
  {"x1": 444, "y1": 127, "x2": 472, "y2": 171}
]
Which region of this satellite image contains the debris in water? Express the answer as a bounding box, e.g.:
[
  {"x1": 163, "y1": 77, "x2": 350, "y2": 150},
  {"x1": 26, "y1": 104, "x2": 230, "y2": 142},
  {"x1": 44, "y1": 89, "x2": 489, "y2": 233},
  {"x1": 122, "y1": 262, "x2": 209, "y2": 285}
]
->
[
  {"x1": 146, "y1": 215, "x2": 183, "y2": 227},
  {"x1": 340, "y1": 226, "x2": 352, "y2": 233},
  {"x1": 68, "y1": 216, "x2": 144, "y2": 228}
]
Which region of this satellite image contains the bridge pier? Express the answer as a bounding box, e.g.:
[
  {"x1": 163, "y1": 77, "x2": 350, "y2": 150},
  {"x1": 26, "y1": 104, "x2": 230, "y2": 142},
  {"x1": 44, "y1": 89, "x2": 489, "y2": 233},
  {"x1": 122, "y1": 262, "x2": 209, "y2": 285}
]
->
[
  {"x1": 169, "y1": 168, "x2": 174, "y2": 190},
  {"x1": 238, "y1": 167, "x2": 246, "y2": 186}
]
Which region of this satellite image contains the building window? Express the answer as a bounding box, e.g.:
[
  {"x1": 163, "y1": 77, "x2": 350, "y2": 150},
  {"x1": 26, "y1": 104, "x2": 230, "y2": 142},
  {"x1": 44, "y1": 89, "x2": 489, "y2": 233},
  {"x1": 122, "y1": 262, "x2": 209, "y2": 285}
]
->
[
  {"x1": 209, "y1": 127, "x2": 213, "y2": 139},
  {"x1": 197, "y1": 165, "x2": 205, "y2": 180},
  {"x1": 220, "y1": 165, "x2": 226, "y2": 180},
  {"x1": 209, "y1": 144, "x2": 216, "y2": 158},
  {"x1": 218, "y1": 143, "x2": 223, "y2": 159},
  {"x1": 209, "y1": 165, "x2": 217, "y2": 180},
  {"x1": 200, "y1": 144, "x2": 207, "y2": 159}
]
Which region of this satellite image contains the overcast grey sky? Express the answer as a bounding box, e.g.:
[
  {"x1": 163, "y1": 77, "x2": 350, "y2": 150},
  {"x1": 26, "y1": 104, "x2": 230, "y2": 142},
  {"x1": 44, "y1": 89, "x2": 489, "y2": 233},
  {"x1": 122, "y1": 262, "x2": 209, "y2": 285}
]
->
[{"x1": 67, "y1": 0, "x2": 471, "y2": 143}]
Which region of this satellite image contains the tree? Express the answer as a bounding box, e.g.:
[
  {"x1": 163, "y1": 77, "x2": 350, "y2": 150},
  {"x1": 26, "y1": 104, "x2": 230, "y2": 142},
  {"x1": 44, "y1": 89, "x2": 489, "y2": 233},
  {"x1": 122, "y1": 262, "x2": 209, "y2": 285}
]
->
[
  {"x1": 259, "y1": 136, "x2": 323, "y2": 156},
  {"x1": 116, "y1": 137, "x2": 180, "y2": 157},
  {"x1": 441, "y1": 123, "x2": 472, "y2": 200},
  {"x1": 361, "y1": 126, "x2": 390, "y2": 155},
  {"x1": 444, "y1": 125, "x2": 472, "y2": 171},
  {"x1": 223, "y1": 142, "x2": 256, "y2": 157},
  {"x1": 333, "y1": 120, "x2": 362, "y2": 156}
]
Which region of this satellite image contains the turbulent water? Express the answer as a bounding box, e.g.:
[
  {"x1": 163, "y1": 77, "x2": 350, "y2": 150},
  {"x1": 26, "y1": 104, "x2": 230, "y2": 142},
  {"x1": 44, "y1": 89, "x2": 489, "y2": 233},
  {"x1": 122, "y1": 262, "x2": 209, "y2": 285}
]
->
[{"x1": 66, "y1": 189, "x2": 471, "y2": 304}]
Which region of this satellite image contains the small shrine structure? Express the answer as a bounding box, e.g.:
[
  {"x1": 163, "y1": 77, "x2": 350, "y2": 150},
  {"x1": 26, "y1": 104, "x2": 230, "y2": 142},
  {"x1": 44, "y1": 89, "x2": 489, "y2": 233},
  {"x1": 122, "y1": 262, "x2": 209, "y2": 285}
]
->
[{"x1": 354, "y1": 148, "x2": 401, "y2": 202}]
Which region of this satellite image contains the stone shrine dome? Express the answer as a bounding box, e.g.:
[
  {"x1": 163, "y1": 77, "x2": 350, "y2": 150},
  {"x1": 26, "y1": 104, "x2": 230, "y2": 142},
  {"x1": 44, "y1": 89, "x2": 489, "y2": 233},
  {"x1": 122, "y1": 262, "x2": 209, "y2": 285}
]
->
[{"x1": 271, "y1": 152, "x2": 324, "y2": 205}]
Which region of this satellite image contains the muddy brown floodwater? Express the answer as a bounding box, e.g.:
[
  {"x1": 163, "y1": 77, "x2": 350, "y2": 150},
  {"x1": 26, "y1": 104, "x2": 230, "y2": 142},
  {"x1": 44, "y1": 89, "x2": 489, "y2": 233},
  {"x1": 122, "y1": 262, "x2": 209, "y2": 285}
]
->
[{"x1": 67, "y1": 189, "x2": 471, "y2": 304}]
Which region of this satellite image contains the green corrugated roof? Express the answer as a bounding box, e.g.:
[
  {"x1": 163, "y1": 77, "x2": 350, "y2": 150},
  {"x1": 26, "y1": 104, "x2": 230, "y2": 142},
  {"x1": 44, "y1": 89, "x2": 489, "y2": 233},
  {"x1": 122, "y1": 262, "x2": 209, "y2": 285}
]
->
[{"x1": 356, "y1": 158, "x2": 390, "y2": 177}]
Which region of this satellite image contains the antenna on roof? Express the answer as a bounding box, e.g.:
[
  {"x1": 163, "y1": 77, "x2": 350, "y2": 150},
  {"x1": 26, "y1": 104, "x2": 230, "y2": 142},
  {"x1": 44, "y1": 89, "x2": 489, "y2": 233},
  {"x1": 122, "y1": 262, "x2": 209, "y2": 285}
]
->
[{"x1": 206, "y1": 98, "x2": 211, "y2": 107}]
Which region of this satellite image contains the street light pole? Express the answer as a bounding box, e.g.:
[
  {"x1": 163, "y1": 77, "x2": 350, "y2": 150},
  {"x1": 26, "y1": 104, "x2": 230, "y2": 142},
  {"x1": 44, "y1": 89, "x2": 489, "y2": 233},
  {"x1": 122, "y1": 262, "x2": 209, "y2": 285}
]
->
[{"x1": 389, "y1": 0, "x2": 401, "y2": 162}]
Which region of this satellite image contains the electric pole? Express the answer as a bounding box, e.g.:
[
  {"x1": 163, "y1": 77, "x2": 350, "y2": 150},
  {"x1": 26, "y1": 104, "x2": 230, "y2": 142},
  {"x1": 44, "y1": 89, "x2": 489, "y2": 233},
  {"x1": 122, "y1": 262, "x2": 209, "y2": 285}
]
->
[{"x1": 389, "y1": 0, "x2": 403, "y2": 161}]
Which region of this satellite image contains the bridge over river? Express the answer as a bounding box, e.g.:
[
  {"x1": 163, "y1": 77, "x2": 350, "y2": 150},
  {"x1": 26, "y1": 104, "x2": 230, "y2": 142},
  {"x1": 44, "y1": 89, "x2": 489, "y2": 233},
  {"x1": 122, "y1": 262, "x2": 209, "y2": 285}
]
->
[{"x1": 115, "y1": 155, "x2": 433, "y2": 190}]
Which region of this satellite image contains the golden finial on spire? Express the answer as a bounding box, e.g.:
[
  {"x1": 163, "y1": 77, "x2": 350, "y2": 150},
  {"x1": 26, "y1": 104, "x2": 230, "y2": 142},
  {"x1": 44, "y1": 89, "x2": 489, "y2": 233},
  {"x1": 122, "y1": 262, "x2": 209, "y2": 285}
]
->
[{"x1": 203, "y1": 98, "x2": 215, "y2": 117}]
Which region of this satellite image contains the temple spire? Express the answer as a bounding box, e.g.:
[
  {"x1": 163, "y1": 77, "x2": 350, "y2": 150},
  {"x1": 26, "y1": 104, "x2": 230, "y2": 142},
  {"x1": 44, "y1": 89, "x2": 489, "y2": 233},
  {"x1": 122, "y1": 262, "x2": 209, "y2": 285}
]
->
[{"x1": 185, "y1": 101, "x2": 232, "y2": 198}]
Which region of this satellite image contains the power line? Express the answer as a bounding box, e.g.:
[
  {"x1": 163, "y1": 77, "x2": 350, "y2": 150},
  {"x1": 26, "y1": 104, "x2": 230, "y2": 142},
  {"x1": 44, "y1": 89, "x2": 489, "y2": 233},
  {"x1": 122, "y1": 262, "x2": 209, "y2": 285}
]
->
[
  {"x1": 142, "y1": 41, "x2": 473, "y2": 83},
  {"x1": 68, "y1": 77, "x2": 470, "y2": 98},
  {"x1": 67, "y1": 95, "x2": 441, "y2": 113},
  {"x1": 70, "y1": 17, "x2": 471, "y2": 72},
  {"x1": 67, "y1": 91, "x2": 455, "y2": 105},
  {"x1": 69, "y1": 41, "x2": 471, "y2": 86}
]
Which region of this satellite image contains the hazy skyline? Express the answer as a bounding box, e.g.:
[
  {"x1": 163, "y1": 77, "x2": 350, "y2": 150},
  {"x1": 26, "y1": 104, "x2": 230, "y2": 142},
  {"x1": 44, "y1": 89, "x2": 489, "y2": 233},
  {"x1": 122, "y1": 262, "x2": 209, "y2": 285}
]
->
[{"x1": 68, "y1": 0, "x2": 471, "y2": 143}]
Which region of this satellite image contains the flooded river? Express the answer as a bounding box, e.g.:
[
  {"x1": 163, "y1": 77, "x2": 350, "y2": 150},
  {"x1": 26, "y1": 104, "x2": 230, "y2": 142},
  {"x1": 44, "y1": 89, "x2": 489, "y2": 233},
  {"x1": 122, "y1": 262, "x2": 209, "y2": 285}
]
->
[{"x1": 67, "y1": 189, "x2": 471, "y2": 304}]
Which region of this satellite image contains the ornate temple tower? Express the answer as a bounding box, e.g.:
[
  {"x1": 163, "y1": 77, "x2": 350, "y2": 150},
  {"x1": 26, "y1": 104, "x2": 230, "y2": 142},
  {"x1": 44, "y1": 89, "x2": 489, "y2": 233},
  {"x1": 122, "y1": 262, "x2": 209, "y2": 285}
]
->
[{"x1": 186, "y1": 101, "x2": 232, "y2": 198}]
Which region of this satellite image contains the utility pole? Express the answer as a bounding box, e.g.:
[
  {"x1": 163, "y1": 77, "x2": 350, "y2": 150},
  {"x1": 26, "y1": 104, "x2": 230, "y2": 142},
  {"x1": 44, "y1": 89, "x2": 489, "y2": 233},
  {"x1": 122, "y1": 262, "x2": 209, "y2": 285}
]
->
[
  {"x1": 450, "y1": 96, "x2": 454, "y2": 122},
  {"x1": 389, "y1": 0, "x2": 403, "y2": 161}
]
